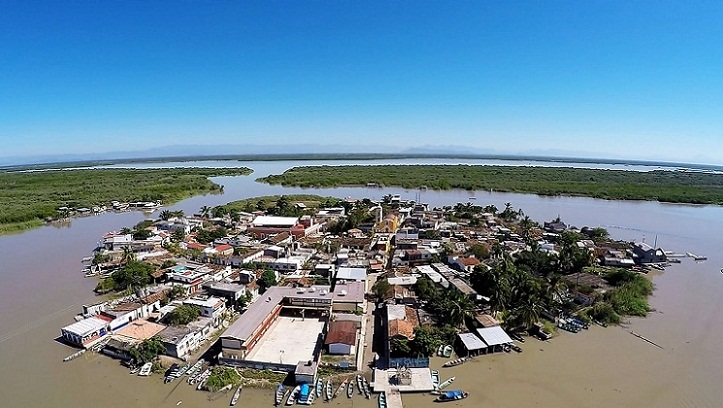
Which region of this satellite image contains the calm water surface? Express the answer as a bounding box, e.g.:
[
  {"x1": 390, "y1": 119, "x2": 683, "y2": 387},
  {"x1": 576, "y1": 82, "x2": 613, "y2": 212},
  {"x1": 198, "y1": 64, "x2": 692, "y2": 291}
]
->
[{"x1": 1, "y1": 159, "x2": 722, "y2": 407}]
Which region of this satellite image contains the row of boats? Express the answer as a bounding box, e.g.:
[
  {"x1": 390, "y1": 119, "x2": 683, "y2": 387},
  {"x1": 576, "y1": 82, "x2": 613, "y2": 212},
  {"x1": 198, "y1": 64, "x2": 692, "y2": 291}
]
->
[
  {"x1": 280, "y1": 374, "x2": 371, "y2": 406},
  {"x1": 557, "y1": 316, "x2": 590, "y2": 333}
]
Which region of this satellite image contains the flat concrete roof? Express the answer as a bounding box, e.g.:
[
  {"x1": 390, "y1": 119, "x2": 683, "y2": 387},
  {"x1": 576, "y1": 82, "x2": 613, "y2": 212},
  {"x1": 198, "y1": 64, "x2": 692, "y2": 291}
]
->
[
  {"x1": 221, "y1": 282, "x2": 364, "y2": 343},
  {"x1": 371, "y1": 368, "x2": 435, "y2": 393},
  {"x1": 252, "y1": 216, "x2": 299, "y2": 227},
  {"x1": 245, "y1": 316, "x2": 324, "y2": 366}
]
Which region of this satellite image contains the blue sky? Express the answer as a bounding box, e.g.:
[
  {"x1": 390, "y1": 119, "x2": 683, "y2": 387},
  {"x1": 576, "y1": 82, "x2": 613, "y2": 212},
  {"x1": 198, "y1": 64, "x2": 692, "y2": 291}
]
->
[{"x1": 1, "y1": 1, "x2": 722, "y2": 163}]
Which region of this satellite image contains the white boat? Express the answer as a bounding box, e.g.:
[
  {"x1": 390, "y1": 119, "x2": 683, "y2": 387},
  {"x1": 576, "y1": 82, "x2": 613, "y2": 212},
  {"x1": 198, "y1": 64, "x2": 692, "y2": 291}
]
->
[
  {"x1": 62, "y1": 349, "x2": 86, "y2": 362},
  {"x1": 138, "y1": 362, "x2": 153, "y2": 376},
  {"x1": 274, "y1": 384, "x2": 285, "y2": 406},
  {"x1": 442, "y1": 345, "x2": 453, "y2": 358},
  {"x1": 362, "y1": 377, "x2": 370, "y2": 399},
  {"x1": 286, "y1": 385, "x2": 300, "y2": 406},
  {"x1": 378, "y1": 391, "x2": 387, "y2": 408},
  {"x1": 431, "y1": 370, "x2": 440, "y2": 390},
  {"x1": 315, "y1": 378, "x2": 323, "y2": 399},
  {"x1": 230, "y1": 385, "x2": 242, "y2": 406},
  {"x1": 436, "y1": 344, "x2": 445, "y2": 356},
  {"x1": 438, "y1": 377, "x2": 456, "y2": 391},
  {"x1": 356, "y1": 374, "x2": 363, "y2": 394},
  {"x1": 325, "y1": 379, "x2": 332, "y2": 401},
  {"x1": 442, "y1": 357, "x2": 466, "y2": 368},
  {"x1": 334, "y1": 378, "x2": 348, "y2": 399}
]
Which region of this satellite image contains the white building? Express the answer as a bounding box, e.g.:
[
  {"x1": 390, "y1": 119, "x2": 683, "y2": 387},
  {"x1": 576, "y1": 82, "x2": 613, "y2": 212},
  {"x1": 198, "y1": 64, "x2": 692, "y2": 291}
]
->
[
  {"x1": 61, "y1": 317, "x2": 109, "y2": 348},
  {"x1": 183, "y1": 296, "x2": 226, "y2": 322}
]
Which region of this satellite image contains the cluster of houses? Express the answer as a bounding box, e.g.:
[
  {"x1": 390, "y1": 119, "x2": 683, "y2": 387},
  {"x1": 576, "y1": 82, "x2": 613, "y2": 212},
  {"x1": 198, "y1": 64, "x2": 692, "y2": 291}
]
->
[{"x1": 62, "y1": 195, "x2": 667, "y2": 383}]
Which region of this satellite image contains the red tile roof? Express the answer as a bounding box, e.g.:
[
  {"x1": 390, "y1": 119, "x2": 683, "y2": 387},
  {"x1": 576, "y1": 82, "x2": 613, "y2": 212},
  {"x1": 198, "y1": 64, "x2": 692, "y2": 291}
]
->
[{"x1": 325, "y1": 321, "x2": 357, "y2": 346}]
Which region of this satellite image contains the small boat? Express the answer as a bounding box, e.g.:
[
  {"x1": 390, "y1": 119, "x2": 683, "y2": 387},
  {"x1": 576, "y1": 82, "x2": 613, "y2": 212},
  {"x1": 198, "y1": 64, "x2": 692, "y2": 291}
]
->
[
  {"x1": 378, "y1": 391, "x2": 387, "y2": 408},
  {"x1": 325, "y1": 379, "x2": 332, "y2": 401},
  {"x1": 315, "y1": 378, "x2": 324, "y2": 399},
  {"x1": 436, "y1": 344, "x2": 445, "y2": 356},
  {"x1": 346, "y1": 379, "x2": 354, "y2": 398},
  {"x1": 431, "y1": 370, "x2": 440, "y2": 390},
  {"x1": 503, "y1": 344, "x2": 511, "y2": 353},
  {"x1": 436, "y1": 390, "x2": 469, "y2": 402},
  {"x1": 356, "y1": 374, "x2": 364, "y2": 394},
  {"x1": 230, "y1": 385, "x2": 242, "y2": 406},
  {"x1": 274, "y1": 384, "x2": 285, "y2": 406},
  {"x1": 164, "y1": 364, "x2": 180, "y2": 383},
  {"x1": 286, "y1": 385, "x2": 301, "y2": 406},
  {"x1": 442, "y1": 357, "x2": 466, "y2": 368},
  {"x1": 334, "y1": 377, "x2": 348, "y2": 399},
  {"x1": 438, "y1": 377, "x2": 456, "y2": 391},
  {"x1": 469, "y1": 197, "x2": 477, "y2": 200},
  {"x1": 138, "y1": 362, "x2": 153, "y2": 376},
  {"x1": 129, "y1": 365, "x2": 140, "y2": 374},
  {"x1": 62, "y1": 348, "x2": 86, "y2": 362},
  {"x1": 442, "y1": 345, "x2": 453, "y2": 358},
  {"x1": 301, "y1": 391, "x2": 315, "y2": 405},
  {"x1": 510, "y1": 344, "x2": 523, "y2": 353},
  {"x1": 362, "y1": 377, "x2": 371, "y2": 399}
]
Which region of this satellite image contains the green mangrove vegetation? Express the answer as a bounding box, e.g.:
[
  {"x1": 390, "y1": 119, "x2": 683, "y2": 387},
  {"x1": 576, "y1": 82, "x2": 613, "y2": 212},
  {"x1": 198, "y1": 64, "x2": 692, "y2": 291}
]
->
[
  {"x1": 211, "y1": 194, "x2": 340, "y2": 216},
  {"x1": 0, "y1": 167, "x2": 251, "y2": 234},
  {"x1": 260, "y1": 165, "x2": 723, "y2": 204}
]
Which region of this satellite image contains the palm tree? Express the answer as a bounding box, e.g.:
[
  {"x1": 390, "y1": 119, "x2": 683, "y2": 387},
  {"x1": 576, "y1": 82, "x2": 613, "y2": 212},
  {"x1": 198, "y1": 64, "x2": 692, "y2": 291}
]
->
[
  {"x1": 159, "y1": 210, "x2": 173, "y2": 221},
  {"x1": 199, "y1": 206, "x2": 211, "y2": 218},
  {"x1": 121, "y1": 245, "x2": 136, "y2": 264}
]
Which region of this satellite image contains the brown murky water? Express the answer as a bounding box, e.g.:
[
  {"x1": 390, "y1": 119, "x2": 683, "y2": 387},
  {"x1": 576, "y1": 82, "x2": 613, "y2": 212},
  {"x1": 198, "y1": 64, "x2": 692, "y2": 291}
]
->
[{"x1": 2, "y1": 160, "x2": 723, "y2": 407}]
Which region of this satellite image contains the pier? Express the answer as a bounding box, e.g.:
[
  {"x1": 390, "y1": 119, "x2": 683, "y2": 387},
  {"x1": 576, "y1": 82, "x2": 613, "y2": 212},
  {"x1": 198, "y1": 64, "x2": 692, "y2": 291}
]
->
[{"x1": 386, "y1": 389, "x2": 404, "y2": 408}]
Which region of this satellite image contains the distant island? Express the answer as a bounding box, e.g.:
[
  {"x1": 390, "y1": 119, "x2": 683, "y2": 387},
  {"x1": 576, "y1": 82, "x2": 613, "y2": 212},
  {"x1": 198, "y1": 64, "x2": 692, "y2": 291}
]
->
[
  {"x1": 0, "y1": 167, "x2": 251, "y2": 235},
  {"x1": 259, "y1": 164, "x2": 723, "y2": 205}
]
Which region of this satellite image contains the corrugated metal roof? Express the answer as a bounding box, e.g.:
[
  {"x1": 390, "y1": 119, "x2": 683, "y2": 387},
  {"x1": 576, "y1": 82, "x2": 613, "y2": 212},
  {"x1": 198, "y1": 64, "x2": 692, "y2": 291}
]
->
[
  {"x1": 476, "y1": 326, "x2": 513, "y2": 346},
  {"x1": 458, "y1": 332, "x2": 486, "y2": 350},
  {"x1": 61, "y1": 317, "x2": 108, "y2": 336}
]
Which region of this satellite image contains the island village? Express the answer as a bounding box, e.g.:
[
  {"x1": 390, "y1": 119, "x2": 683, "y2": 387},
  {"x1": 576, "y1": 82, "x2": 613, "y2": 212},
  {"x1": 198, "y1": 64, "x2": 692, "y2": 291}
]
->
[{"x1": 59, "y1": 194, "x2": 683, "y2": 406}]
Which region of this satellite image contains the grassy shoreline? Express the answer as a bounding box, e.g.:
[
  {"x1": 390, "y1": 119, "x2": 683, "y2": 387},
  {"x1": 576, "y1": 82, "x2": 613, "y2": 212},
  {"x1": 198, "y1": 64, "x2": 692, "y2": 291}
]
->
[
  {"x1": 0, "y1": 167, "x2": 252, "y2": 235},
  {"x1": 259, "y1": 164, "x2": 723, "y2": 205}
]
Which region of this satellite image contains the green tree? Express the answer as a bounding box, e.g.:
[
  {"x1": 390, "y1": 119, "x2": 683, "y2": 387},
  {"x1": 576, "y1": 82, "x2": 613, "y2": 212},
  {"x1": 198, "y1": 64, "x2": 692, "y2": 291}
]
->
[
  {"x1": 372, "y1": 279, "x2": 392, "y2": 299},
  {"x1": 165, "y1": 304, "x2": 201, "y2": 325},
  {"x1": 390, "y1": 338, "x2": 411, "y2": 357},
  {"x1": 171, "y1": 229, "x2": 186, "y2": 242},
  {"x1": 111, "y1": 260, "x2": 154, "y2": 292},
  {"x1": 259, "y1": 270, "x2": 278, "y2": 293},
  {"x1": 159, "y1": 210, "x2": 173, "y2": 221},
  {"x1": 469, "y1": 243, "x2": 490, "y2": 260},
  {"x1": 129, "y1": 336, "x2": 167, "y2": 364},
  {"x1": 410, "y1": 326, "x2": 442, "y2": 357}
]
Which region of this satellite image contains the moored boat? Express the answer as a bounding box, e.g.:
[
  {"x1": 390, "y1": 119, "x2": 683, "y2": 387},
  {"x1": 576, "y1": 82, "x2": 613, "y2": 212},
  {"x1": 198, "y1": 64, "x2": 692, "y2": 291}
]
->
[
  {"x1": 431, "y1": 369, "x2": 440, "y2": 390},
  {"x1": 438, "y1": 377, "x2": 455, "y2": 391},
  {"x1": 334, "y1": 377, "x2": 348, "y2": 399},
  {"x1": 230, "y1": 385, "x2": 242, "y2": 406},
  {"x1": 62, "y1": 348, "x2": 86, "y2": 362},
  {"x1": 286, "y1": 385, "x2": 301, "y2": 406},
  {"x1": 442, "y1": 357, "x2": 466, "y2": 368},
  {"x1": 436, "y1": 390, "x2": 469, "y2": 402},
  {"x1": 138, "y1": 362, "x2": 153, "y2": 376},
  {"x1": 442, "y1": 345, "x2": 453, "y2": 358},
  {"x1": 362, "y1": 377, "x2": 371, "y2": 399},
  {"x1": 274, "y1": 384, "x2": 285, "y2": 406},
  {"x1": 378, "y1": 391, "x2": 387, "y2": 408},
  {"x1": 325, "y1": 379, "x2": 332, "y2": 401},
  {"x1": 510, "y1": 344, "x2": 523, "y2": 353},
  {"x1": 315, "y1": 378, "x2": 324, "y2": 399},
  {"x1": 356, "y1": 374, "x2": 363, "y2": 394},
  {"x1": 347, "y1": 379, "x2": 354, "y2": 398}
]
